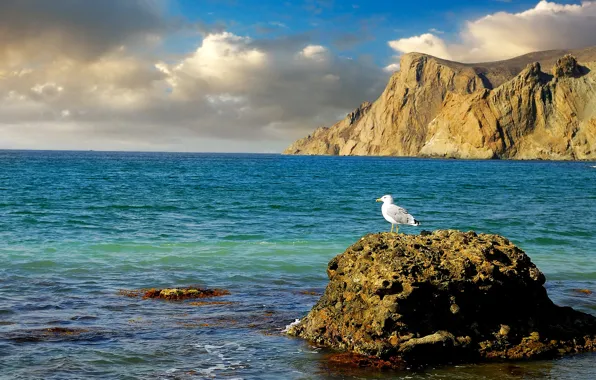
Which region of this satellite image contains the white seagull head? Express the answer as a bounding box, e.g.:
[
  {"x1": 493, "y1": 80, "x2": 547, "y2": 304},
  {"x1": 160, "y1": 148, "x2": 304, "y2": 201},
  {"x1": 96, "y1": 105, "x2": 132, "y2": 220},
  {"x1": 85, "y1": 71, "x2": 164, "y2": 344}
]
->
[{"x1": 376, "y1": 194, "x2": 394, "y2": 204}]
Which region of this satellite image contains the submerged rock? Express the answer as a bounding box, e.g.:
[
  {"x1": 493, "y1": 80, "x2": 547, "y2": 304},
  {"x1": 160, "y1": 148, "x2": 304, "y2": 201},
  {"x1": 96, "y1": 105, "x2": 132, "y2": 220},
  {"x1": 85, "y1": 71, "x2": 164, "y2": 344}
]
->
[
  {"x1": 5, "y1": 327, "x2": 94, "y2": 343},
  {"x1": 118, "y1": 286, "x2": 230, "y2": 301},
  {"x1": 572, "y1": 288, "x2": 593, "y2": 296},
  {"x1": 288, "y1": 230, "x2": 596, "y2": 367}
]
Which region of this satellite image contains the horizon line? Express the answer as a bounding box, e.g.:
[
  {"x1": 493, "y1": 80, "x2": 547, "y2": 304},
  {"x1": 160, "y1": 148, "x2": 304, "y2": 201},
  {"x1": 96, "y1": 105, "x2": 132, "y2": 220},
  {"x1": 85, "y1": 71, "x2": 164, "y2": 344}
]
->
[{"x1": 0, "y1": 148, "x2": 283, "y2": 155}]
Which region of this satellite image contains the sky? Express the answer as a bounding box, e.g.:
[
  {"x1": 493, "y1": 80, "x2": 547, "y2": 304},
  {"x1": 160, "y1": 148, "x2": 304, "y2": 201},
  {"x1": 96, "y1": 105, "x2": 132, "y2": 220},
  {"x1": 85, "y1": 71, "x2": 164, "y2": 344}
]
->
[{"x1": 1, "y1": 0, "x2": 596, "y2": 152}]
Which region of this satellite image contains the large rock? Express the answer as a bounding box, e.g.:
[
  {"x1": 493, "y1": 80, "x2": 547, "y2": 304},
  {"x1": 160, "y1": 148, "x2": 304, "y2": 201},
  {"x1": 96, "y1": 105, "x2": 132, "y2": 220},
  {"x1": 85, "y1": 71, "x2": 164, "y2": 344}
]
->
[
  {"x1": 553, "y1": 54, "x2": 583, "y2": 78},
  {"x1": 288, "y1": 231, "x2": 596, "y2": 367},
  {"x1": 284, "y1": 47, "x2": 596, "y2": 160}
]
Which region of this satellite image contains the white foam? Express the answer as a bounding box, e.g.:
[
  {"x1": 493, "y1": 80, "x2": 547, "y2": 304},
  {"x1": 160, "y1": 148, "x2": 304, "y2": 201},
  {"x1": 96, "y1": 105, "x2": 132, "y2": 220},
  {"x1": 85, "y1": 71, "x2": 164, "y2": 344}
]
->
[
  {"x1": 193, "y1": 343, "x2": 249, "y2": 378},
  {"x1": 203, "y1": 344, "x2": 225, "y2": 354},
  {"x1": 282, "y1": 318, "x2": 301, "y2": 333},
  {"x1": 256, "y1": 241, "x2": 276, "y2": 245},
  {"x1": 199, "y1": 363, "x2": 227, "y2": 376},
  {"x1": 299, "y1": 348, "x2": 321, "y2": 354}
]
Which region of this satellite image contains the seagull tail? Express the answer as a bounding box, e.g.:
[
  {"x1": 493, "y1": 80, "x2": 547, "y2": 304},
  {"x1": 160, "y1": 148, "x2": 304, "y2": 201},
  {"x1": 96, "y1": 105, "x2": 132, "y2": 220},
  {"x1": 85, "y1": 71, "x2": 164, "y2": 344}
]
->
[{"x1": 408, "y1": 215, "x2": 420, "y2": 226}]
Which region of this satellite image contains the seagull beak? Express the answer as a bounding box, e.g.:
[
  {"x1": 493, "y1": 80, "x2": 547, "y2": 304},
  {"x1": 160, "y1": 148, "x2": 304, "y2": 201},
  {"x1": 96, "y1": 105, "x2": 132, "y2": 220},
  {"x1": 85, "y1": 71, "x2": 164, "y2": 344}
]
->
[{"x1": 375, "y1": 198, "x2": 382, "y2": 202}]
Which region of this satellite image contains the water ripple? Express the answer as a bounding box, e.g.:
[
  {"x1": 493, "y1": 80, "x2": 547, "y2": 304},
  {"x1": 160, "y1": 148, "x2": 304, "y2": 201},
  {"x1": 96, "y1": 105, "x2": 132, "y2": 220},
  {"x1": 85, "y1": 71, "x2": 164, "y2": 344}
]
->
[{"x1": 1, "y1": 151, "x2": 595, "y2": 379}]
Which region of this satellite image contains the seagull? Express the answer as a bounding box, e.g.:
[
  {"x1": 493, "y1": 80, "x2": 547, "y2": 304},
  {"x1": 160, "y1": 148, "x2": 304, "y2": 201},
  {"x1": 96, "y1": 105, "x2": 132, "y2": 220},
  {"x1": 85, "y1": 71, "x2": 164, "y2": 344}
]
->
[{"x1": 376, "y1": 195, "x2": 420, "y2": 233}]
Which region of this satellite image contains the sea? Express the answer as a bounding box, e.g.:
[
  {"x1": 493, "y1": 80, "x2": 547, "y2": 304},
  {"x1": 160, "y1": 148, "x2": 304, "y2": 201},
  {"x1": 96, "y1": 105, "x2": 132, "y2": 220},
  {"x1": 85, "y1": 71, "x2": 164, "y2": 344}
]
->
[{"x1": 1, "y1": 150, "x2": 595, "y2": 379}]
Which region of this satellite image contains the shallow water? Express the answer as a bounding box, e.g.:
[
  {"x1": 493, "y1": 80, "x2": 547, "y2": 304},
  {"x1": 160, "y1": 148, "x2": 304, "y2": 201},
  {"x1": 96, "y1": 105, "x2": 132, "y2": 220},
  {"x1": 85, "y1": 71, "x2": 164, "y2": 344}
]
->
[{"x1": 1, "y1": 151, "x2": 595, "y2": 379}]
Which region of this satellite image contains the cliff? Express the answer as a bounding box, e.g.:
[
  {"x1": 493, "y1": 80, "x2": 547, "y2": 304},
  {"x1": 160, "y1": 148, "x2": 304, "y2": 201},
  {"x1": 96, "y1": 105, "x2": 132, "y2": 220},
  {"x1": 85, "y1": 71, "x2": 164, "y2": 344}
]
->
[
  {"x1": 287, "y1": 231, "x2": 596, "y2": 368},
  {"x1": 284, "y1": 47, "x2": 596, "y2": 159}
]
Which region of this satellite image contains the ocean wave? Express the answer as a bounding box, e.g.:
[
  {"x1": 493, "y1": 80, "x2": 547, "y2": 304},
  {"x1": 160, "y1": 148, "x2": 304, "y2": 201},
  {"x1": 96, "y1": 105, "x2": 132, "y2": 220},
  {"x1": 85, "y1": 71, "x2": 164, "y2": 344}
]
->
[
  {"x1": 282, "y1": 318, "x2": 301, "y2": 333},
  {"x1": 85, "y1": 204, "x2": 182, "y2": 211},
  {"x1": 193, "y1": 342, "x2": 250, "y2": 377}
]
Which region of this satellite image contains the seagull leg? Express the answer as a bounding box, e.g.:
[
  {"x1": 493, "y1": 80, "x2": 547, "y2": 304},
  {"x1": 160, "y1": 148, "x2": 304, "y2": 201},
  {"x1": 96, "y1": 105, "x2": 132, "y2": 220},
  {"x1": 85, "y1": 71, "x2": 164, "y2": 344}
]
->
[
  {"x1": 389, "y1": 224, "x2": 393, "y2": 233},
  {"x1": 395, "y1": 225, "x2": 399, "y2": 234}
]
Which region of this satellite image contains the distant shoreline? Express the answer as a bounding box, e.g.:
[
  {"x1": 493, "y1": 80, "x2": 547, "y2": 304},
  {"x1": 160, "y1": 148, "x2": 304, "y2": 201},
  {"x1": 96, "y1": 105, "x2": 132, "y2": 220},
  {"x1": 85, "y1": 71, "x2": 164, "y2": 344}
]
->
[{"x1": 2, "y1": 149, "x2": 596, "y2": 163}]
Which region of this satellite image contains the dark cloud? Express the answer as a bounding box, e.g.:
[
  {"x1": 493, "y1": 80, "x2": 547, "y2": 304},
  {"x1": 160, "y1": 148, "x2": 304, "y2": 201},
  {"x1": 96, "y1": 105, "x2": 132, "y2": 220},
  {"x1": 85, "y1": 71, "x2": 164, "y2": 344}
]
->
[{"x1": 0, "y1": 0, "x2": 169, "y2": 65}]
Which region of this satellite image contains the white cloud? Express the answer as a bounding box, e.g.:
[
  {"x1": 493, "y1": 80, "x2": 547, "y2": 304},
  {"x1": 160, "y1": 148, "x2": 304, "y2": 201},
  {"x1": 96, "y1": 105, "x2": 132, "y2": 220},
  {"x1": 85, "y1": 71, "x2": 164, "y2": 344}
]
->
[
  {"x1": 269, "y1": 21, "x2": 287, "y2": 28},
  {"x1": 166, "y1": 32, "x2": 267, "y2": 96},
  {"x1": 31, "y1": 82, "x2": 64, "y2": 96},
  {"x1": 383, "y1": 63, "x2": 401, "y2": 72},
  {"x1": 299, "y1": 45, "x2": 329, "y2": 62},
  {"x1": 206, "y1": 94, "x2": 246, "y2": 105},
  {"x1": 323, "y1": 74, "x2": 340, "y2": 82},
  {"x1": 388, "y1": 1, "x2": 596, "y2": 63},
  {"x1": 389, "y1": 33, "x2": 453, "y2": 60}
]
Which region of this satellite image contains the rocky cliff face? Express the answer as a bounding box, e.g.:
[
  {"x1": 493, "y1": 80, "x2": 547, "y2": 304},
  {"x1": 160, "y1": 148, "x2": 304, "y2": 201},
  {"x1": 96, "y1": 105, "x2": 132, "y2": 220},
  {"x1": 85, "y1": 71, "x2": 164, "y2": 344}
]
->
[
  {"x1": 288, "y1": 231, "x2": 596, "y2": 367},
  {"x1": 284, "y1": 48, "x2": 596, "y2": 160}
]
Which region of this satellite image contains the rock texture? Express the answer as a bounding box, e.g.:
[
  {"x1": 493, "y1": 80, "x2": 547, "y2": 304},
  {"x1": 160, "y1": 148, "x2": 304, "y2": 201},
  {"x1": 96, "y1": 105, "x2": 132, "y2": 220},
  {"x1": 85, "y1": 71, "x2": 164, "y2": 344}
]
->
[
  {"x1": 284, "y1": 47, "x2": 596, "y2": 160},
  {"x1": 288, "y1": 231, "x2": 596, "y2": 367},
  {"x1": 118, "y1": 286, "x2": 230, "y2": 300}
]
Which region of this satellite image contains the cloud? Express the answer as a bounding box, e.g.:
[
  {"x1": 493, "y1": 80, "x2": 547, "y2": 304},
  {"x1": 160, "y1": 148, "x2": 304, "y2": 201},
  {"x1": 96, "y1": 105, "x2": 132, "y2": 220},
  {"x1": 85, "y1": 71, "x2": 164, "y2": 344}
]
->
[
  {"x1": 388, "y1": 1, "x2": 596, "y2": 63},
  {"x1": 269, "y1": 21, "x2": 287, "y2": 28},
  {"x1": 389, "y1": 33, "x2": 454, "y2": 61},
  {"x1": 383, "y1": 63, "x2": 401, "y2": 73},
  {"x1": 255, "y1": 21, "x2": 288, "y2": 35},
  {"x1": 299, "y1": 45, "x2": 329, "y2": 61},
  {"x1": 0, "y1": 1, "x2": 386, "y2": 152},
  {"x1": 145, "y1": 35, "x2": 384, "y2": 141},
  {"x1": 0, "y1": 0, "x2": 170, "y2": 69}
]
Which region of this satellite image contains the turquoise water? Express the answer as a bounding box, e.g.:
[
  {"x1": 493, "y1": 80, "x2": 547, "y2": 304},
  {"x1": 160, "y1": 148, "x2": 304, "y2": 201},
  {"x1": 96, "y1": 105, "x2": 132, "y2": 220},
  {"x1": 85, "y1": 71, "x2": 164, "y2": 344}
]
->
[{"x1": 1, "y1": 150, "x2": 596, "y2": 379}]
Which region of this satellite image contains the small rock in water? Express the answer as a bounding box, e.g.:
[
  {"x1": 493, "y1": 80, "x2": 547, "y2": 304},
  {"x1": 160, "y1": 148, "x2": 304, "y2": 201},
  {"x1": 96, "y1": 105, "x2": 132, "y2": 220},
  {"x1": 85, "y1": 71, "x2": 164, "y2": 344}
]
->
[
  {"x1": 572, "y1": 289, "x2": 593, "y2": 296},
  {"x1": 6, "y1": 327, "x2": 93, "y2": 343},
  {"x1": 118, "y1": 286, "x2": 230, "y2": 301},
  {"x1": 298, "y1": 290, "x2": 321, "y2": 296},
  {"x1": 324, "y1": 352, "x2": 404, "y2": 370}
]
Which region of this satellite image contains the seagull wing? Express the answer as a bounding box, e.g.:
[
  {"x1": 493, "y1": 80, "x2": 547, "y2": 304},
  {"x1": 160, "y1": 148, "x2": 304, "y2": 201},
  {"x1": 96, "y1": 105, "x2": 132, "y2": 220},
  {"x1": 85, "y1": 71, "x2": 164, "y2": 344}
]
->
[{"x1": 387, "y1": 204, "x2": 418, "y2": 225}]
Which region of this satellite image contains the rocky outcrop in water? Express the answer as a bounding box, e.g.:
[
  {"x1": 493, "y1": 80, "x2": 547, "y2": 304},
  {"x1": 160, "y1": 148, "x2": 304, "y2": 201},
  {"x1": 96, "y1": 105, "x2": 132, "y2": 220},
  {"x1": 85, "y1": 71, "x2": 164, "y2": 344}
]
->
[
  {"x1": 284, "y1": 47, "x2": 596, "y2": 160},
  {"x1": 118, "y1": 286, "x2": 230, "y2": 301},
  {"x1": 287, "y1": 231, "x2": 596, "y2": 367}
]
